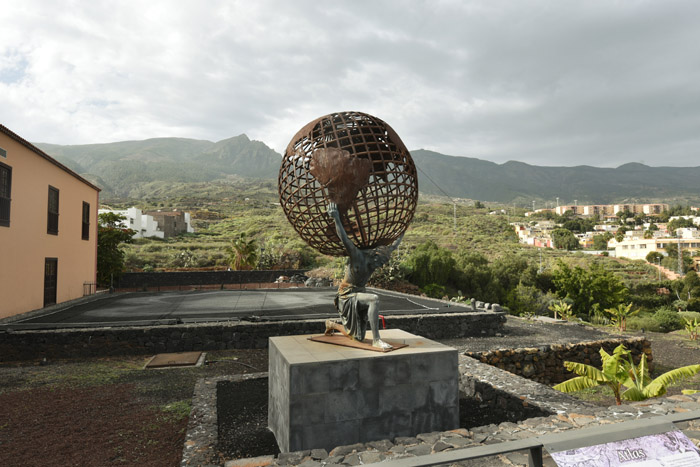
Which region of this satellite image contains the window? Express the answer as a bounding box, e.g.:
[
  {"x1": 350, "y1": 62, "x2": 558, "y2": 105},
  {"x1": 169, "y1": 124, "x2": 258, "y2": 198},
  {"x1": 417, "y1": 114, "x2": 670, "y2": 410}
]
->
[
  {"x1": 82, "y1": 202, "x2": 90, "y2": 240},
  {"x1": 0, "y1": 146, "x2": 6, "y2": 158},
  {"x1": 0, "y1": 162, "x2": 10, "y2": 227},
  {"x1": 47, "y1": 186, "x2": 59, "y2": 235}
]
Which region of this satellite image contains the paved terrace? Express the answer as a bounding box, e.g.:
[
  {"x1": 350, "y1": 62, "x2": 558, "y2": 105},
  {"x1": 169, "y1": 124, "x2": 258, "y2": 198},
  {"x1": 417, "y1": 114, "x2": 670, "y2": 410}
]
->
[{"x1": 1, "y1": 288, "x2": 472, "y2": 331}]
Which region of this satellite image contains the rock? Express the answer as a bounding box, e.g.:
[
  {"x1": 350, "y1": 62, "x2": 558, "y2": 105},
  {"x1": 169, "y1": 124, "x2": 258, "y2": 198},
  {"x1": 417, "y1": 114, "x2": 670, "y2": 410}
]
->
[
  {"x1": 309, "y1": 449, "x2": 328, "y2": 460},
  {"x1": 225, "y1": 455, "x2": 275, "y2": 467},
  {"x1": 367, "y1": 439, "x2": 393, "y2": 451}
]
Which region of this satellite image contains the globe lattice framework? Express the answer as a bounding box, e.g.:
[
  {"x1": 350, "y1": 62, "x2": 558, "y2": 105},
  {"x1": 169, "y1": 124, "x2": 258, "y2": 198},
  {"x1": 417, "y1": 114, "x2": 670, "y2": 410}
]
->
[{"x1": 278, "y1": 111, "x2": 418, "y2": 257}]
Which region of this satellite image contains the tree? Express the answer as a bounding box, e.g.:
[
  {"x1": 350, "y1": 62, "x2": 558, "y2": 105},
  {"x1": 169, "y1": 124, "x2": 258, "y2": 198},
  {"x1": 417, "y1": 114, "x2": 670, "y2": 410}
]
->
[
  {"x1": 404, "y1": 241, "x2": 456, "y2": 288},
  {"x1": 668, "y1": 217, "x2": 696, "y2": 234},
  {"x1": 552, "y1": 228, "x2": 580, "y2": 250},
  {"x1": 552, "y1": 261, "x2": 627, "y2": 318},
  {"x1": 474, "y1": 201, "x2": 484, "y2": 209},
  {"x1": 225, "y1": 233, "x2": 259, "y2": 270},
  {"x1": 615, "y1": 227, "x2": 627, "y2": 242},
  {"x1": 593, "y1": 232, "x2": 613, "y2": 250},
  {"x1": 97, "y1": 213, "x2": 136, "y2": 287},
  {"x1": 645, "y1": 251, "x2": 664, "y2": 264},
  {"x1": 554, "y1": 344, "x2": 700, "y2": 405},
  {"x1": 454, "y1": 251, "x2": 498, "y2": 303}
]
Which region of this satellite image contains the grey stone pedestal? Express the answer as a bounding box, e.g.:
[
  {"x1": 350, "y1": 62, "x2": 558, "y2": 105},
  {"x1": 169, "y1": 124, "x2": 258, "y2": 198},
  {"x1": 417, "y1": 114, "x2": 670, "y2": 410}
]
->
[{"x1": 268, "y1": 329, "x2": 458, "y2": 452}]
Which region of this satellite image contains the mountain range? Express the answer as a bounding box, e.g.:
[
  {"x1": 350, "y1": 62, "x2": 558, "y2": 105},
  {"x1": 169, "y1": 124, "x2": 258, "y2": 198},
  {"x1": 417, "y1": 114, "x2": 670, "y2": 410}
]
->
[{"x1": 36, "y1": 135, "x2": 700, "y2": 205}]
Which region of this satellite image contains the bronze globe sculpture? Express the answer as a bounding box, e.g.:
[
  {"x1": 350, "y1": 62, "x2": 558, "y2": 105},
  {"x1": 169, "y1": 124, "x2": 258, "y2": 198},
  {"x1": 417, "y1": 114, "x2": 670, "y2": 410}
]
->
[
  {"x1": 279, "y1": 111, "x2": 418, "y2": 350},
  {"x1": 279, "y1": 111, "x2": 418, "y2": 256}
]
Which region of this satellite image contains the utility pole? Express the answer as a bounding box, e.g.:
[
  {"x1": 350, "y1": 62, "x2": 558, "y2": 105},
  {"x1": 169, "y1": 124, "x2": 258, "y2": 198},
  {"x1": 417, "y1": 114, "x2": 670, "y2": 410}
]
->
[
  {"x1": 532, "y1": 200, "x2": 535, "y2": 212},
  {"x1": 453, "y1": 201, "x2": 457, "y2": 235},
  {"x1": 657, "y1": 257, "x2": 661, "y2": 281},
  {"x1": 678, "y1": 231, "x2": 684, "y2": 276}
]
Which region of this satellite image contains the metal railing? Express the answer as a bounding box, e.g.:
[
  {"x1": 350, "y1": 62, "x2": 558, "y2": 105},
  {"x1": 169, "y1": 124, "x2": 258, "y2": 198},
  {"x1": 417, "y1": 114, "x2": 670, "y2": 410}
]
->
[
  {"x1": 365, "y1": 410, "x2": 700, "y2": 467},
  {"x1": 83, "y1": 281, "x2": 97, "y2": 296}
]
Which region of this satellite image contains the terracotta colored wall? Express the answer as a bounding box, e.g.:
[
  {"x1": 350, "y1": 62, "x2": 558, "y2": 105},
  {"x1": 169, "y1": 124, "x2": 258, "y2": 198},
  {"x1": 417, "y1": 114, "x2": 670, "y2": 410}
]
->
[{"x1": 0, "y1": 133, "x2": 99, "y2": 319}]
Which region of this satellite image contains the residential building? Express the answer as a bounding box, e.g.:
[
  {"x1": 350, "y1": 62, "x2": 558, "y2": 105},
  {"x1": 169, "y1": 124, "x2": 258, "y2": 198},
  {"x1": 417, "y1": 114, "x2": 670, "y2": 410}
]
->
[
  {"x1": 145, "y1": 210, "x2": 194, "y2": 237},
  {"x1": 613, "y1": 236, "x2": 700, "y2": 260},
  {"x1": 98, "y1": 207, "x2": 194, "y2": 239},
  {"x1": 554, "y1": 203, "x2": 668, "y2": 217},
  {"x1": 0, "y1": 124, "x2": 100, "y2": 319}
]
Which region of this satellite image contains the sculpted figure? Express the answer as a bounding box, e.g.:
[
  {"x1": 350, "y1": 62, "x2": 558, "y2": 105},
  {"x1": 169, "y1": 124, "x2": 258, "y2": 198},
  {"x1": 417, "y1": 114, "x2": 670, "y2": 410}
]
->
[{"x1": 325, "y1": 202, "x2": 403, "y2": 350}]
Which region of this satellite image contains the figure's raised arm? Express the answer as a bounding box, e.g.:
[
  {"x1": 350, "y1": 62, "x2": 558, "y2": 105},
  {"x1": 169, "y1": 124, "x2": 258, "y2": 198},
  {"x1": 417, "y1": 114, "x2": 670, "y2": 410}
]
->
[
  {"x1": 328, "y1": 202, "x2": 359, "y2": 256},
  {"x1": 389, "y1": 234, "x2": 404, "y2": 253}
]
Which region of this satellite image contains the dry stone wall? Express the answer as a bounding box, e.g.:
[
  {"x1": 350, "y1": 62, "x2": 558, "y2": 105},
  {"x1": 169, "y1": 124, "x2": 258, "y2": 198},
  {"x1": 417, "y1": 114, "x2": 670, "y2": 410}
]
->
[
  {"x1": 0, "y1": 312, "x2": 505, "y2": 362},
  {"x1": 465, "y1": 336, "x2": 652, "y2": 385}
]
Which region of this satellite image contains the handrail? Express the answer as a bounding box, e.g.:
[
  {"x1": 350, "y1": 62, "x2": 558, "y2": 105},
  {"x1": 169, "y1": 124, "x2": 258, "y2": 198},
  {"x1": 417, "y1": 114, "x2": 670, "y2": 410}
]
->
[{"x1": 366, "y1": 410, "x2": 700, "y2": 467}]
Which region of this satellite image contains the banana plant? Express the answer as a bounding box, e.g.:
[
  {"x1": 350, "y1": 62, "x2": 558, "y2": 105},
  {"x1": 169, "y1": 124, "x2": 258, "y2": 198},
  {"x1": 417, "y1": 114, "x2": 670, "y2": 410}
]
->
[
  {"x1": 554, "y1": 344, "x2": 700, "y2": 405},
  {"x1": 549, "y1": 300, "x2": 574, "y2": 321},
  {"x1": 684, "y1": 317, "x2": 699, "y2": 341},
  {"x1": 604, "y1": 303, "x2": 639, "y2": 333}
]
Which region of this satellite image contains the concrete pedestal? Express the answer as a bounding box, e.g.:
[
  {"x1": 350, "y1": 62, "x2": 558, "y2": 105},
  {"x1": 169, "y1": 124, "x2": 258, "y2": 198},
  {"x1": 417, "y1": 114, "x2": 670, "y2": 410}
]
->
[{"x1": 268, "y1": 329, "x2": 458, "y2": 452}]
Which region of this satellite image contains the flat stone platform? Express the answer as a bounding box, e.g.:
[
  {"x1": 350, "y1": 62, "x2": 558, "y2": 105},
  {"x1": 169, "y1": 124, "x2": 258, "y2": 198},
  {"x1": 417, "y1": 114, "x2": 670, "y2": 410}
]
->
[
  {"x1": 1, "y1": 288, "x2": 471, "y2": 330},
  {"x1": 268, "y1": 330, "x2": 459, "y2": 452}
]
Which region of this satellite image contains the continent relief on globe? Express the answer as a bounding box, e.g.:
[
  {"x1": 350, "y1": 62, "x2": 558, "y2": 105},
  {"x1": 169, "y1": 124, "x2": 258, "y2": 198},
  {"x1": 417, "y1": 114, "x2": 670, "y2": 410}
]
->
[{"x1": 309, "y1": 148, "x2": 372, "y2": 213}]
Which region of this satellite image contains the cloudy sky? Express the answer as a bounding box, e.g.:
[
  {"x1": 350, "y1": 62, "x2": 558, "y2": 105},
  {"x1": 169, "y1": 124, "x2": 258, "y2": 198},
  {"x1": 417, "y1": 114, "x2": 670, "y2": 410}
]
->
[{"x1": 2, "y1": 1, "x2": 700, "y2": 167}]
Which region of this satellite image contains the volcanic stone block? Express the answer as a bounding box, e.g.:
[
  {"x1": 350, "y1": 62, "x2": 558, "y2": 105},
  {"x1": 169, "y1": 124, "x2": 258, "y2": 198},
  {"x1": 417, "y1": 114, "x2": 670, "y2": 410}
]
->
[{"x1": 268, "y1": 329, "x2": 458, "y2": 452}]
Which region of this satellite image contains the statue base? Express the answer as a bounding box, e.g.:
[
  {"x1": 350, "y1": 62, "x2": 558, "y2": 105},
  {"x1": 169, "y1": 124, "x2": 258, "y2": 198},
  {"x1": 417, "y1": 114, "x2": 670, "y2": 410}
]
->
[{"x1": 268, "y1": 329, "x2": 459, "y2": 452}]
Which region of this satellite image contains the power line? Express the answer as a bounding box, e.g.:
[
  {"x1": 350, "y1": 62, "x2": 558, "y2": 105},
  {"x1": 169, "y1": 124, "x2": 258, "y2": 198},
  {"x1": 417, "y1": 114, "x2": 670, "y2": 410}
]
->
[{"x1": 415, "y1": 165, "x2": 459, "y2": 235}]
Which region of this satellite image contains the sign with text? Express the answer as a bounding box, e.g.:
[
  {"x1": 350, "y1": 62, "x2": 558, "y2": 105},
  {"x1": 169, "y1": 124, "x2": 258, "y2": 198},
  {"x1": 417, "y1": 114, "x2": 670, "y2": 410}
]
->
[{"x1": 550, "y1": 430, "x2": 700, "y2": 466}]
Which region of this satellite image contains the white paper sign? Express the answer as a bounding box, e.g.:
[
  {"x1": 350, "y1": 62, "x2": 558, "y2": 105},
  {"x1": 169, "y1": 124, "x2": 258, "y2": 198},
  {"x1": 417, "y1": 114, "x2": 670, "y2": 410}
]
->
[{"x1": 550, "y1": 430, "x2": 700, "y2": 466}]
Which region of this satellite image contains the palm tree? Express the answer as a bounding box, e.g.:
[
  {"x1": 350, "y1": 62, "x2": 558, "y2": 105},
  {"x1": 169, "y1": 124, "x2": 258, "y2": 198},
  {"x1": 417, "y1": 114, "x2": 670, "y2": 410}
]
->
[
  {"x1": 554, "y1": 344, "x2": 700, "y2": 405},
  {"x1": 225, "y1": 233, "x2": 259, "y2": 270}
]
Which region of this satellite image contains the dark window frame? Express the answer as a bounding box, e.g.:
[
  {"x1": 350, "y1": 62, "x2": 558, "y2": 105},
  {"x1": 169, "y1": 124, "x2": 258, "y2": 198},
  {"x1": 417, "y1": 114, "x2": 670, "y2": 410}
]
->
[
  {"x1": 47, "y1": 185, "x2": 59, "y2": 235},
  {"x1": 82, "y1": 201, "x2": 90, "y2": 240},
  {"x1": 0, "y1": 161, "x2": 11, "y2": 227}
]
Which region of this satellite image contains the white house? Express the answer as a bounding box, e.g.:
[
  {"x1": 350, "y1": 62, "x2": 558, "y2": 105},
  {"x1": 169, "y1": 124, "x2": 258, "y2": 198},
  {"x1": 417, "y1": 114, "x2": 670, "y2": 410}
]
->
[{"x1": 98, "y1": 207, "x2": 195, "y2": 239}]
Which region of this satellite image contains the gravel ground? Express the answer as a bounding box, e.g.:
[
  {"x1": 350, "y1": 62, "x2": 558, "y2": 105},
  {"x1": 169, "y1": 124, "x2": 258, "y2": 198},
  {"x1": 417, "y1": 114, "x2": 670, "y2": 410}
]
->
[{"x1": 439, "y1": 316, "x2": 616, "y2": 352}]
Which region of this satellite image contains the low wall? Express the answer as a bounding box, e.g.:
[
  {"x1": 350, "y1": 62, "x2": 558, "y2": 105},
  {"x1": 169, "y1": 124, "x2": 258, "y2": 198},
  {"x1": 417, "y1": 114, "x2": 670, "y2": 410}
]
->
[
  {"x1": 0, "y1": 311, "x2": 505, "y2": 362},
  {"x1": 458, "y1": 354, "x2": 595, "y2": 428},
  {"x1": 465, "y1": 337, "x2": 652, "y2": 385},
  {"x1": 115, "y1": 269, "x2": 306, "y2": 289}
]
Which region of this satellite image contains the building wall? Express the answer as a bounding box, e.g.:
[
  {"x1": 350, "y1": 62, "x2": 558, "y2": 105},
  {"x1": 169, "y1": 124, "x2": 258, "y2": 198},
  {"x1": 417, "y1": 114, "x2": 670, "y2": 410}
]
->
[{"x1": 0, "y1": 128, "x2": 99, "y2": 319}]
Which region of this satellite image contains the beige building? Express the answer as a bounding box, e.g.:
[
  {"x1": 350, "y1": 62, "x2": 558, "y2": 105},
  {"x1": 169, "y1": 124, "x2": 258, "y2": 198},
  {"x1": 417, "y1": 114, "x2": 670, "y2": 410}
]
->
[
  {"x1": 0, "y1": 124, "x2": 100, "y2": 319},
  {"x1": 555, "y1": 203, "x2": 668, "y2": 217},
  {"x1": 613, "y1": 237, "x2": 700, "y2": 260}
]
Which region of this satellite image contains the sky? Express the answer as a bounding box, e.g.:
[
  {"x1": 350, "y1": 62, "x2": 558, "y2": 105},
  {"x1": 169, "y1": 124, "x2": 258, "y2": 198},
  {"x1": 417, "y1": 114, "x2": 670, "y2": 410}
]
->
[{"x1": 2, "y1": 0, "x2": 700, "y2": 168}]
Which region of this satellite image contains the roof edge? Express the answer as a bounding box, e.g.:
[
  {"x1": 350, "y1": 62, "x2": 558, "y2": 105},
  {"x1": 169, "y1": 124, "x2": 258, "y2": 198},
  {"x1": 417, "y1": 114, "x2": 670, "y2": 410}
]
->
[{"x1": 0, "y1": 123, "x2": 102, "y2": 192}]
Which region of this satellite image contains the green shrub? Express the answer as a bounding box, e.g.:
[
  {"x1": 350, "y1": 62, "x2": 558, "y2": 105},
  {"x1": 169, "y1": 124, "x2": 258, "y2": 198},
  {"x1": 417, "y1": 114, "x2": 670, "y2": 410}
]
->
[
  {"x1": 680, "y1": 311, "x2": 700, "y2": 322},
  {"x1": 627, "y1": 315, "x2": 664, "y2": 333},
  {"x1": 652, "y1": 307, "x2": 683, "y2": 332},
  {"x1": 421, "y1": 283, "x2": 447, "y2": 299}
]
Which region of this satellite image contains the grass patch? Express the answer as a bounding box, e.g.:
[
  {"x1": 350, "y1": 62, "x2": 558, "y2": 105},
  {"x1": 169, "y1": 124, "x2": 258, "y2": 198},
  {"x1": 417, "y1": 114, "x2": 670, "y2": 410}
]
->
[
  {"x1": 26, "y1": 358, "x2": 146, "y2": 389},
  {"x1": 160, "y1": 399, "x2": 192, "y2": 422}
]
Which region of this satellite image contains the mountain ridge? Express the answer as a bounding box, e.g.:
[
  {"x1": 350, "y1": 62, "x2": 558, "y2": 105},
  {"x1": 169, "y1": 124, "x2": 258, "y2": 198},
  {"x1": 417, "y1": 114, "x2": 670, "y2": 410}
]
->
[{"x1": 35, "y1": 136, "x2": 700, "y2": 204}]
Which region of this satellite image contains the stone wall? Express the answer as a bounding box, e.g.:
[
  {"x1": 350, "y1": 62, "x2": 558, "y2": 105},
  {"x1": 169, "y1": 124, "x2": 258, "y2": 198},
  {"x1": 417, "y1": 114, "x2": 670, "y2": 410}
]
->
[
  {"x1": 458, "y1": 354, "x2": 594, "y2": 428},
  {"x1": 0, "y1": 311, "x2": 505, "y2": 362},
  {"x1": 465, "y1": 337, "x2": 652, "y2": 385},
  {"x1": 115, "y1": 269, "x2": 306, "y2": 289}
]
